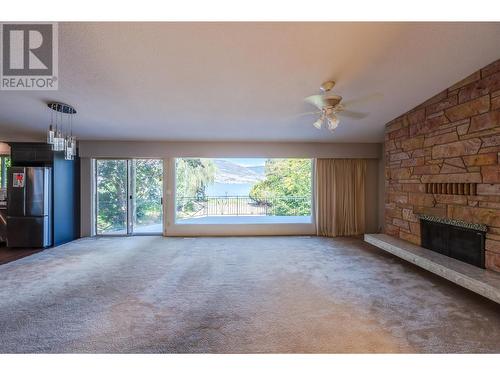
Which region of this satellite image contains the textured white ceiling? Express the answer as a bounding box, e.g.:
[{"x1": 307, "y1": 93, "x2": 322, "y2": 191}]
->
[{"x1": 0, "y1": 22, "x2": 499, "y2": 142}]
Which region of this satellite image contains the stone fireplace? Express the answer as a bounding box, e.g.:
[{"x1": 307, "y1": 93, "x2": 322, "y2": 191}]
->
[{"x1": 384, "y1": 58, "x2": 500, "y2": 272}]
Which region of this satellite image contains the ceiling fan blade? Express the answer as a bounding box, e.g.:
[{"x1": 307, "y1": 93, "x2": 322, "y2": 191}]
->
[
  {"x1": 304, "y1": 95, "x2": 325, "y2": 110},
  {"x1": 293, "y1": 110, "x2": 321, "y2": 118},
  {"x1": 283, "y1": 111, "x2": 321, "y2": 121},
  {"x1": 338, "y1": 110, "x2": 368, "y2": 119},
  {"x1": 342, "y1": 93, "x2": 383, "y2": 108}
]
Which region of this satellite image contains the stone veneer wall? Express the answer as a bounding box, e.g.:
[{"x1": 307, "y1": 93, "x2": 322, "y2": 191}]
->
[{"x1": 384, "y1": 59, "x2": 500, "y2": 272}]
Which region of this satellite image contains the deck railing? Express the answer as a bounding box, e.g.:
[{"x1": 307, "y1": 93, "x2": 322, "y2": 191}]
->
[{"x1": 176, "y1": 195, "x2": 311, "y2": 218}]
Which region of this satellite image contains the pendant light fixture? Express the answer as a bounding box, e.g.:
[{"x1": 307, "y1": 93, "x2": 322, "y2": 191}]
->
[{"x1": 46, "y1": 102, "x2": 78, "y2": 160}]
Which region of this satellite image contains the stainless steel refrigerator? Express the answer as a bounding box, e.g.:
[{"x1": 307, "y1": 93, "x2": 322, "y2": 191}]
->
[{"x1": 7, "y1": 167, "x2": 52, "y2": 248}]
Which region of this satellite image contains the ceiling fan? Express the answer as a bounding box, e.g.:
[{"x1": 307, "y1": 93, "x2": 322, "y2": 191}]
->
[{"x1": 301, "y1": 81, "x2": 377, "y2": 132}]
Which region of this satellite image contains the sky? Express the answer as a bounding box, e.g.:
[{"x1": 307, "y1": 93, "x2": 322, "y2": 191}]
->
[{"x1": 221, "y1": 158, "x2": 267, "y2": 167}]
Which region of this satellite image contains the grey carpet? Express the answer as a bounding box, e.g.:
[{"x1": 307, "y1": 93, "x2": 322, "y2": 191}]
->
[{"x1": 0, "y1": 236, "x2": 499, "y2": 353}]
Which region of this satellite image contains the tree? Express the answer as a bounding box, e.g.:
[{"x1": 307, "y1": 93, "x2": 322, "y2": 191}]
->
[
  {"x1": 96, "y1": 159, "x2": 216, "y2": 231},
  {"x1": 134, "y1": 159, "x2": 163, "y2": 225},
  {"x1": 176, "y1": 158, "x2": 216, "y2": 213},
  {"x1": 96, "y1": 159, "x2": 164, "y2": 231},
  {"x1": 249, "y1": 159, "x2": 312, "y2": 216},
  {"x1": 0, "y1": 156, "x2": 11, "y2": 189},
  {"x1": 96, "y1": 160, "x2": 128, "y2": 232}
]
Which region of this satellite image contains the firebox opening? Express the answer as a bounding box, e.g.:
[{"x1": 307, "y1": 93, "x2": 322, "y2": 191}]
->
[{"x1": 420, "y1": 218, "x2": 486, "y2": 269}]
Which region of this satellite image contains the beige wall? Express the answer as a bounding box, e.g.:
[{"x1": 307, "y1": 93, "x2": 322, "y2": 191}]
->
[
  {"x1": 79, "y1": 141, "x2": 382, "y2": 237},
  {"x1": 0, "y1": 142, "x2": 10, "y2": 154},
  {"x1": 79, "y1": 141, "x2": 382, "y2": 159},
  {"x1": 80, "y1": 157, "x2": 94, "y2": 238},
  {"x1": 365, "y1": 159, "x2": 381, "y2": 234},
  {"x1": 378, "y1": 143, "x2": 385, "y2": 232}
]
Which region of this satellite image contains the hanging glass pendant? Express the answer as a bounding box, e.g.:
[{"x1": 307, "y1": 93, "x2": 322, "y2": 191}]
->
[
  {"x1": 53, "y1": 131, "x2": 64, "y2": 151},
  {"x1": 64, "y1": 138, "x2": 70, "y2": 159},
  {"x1": 70, "y1": 136, "x2": 77, "y2": 159},
  {"x1": 64, "y1": 137, "x2": 72, "y2": 160},
  {"x1": 47, "y1": 125, "x2": 55, "y2": 144},
  {"x1": 59, "y1": 134, "x2": 65, "y2": 151},
  {"x1": 47, "y1": 103, "x2": 56, "y2": 145},
  {"x1": 52, "y1": 130, "x2": 61, "y2": 151}
]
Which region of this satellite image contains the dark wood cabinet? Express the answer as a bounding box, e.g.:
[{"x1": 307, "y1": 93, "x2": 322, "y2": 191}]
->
[{"x1": 10, "y1": 143, "x2": 54, "y2": 165}]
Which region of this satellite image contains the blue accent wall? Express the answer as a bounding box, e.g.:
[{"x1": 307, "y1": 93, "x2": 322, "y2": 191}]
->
[{"x1": 53, "y1": 152, "x2": 79, "y2": 246}]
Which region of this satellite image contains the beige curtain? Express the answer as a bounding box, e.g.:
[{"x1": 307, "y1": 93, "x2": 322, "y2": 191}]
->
[{"x1": 315, "y1": 159, "x2": 367, "y2": 237}]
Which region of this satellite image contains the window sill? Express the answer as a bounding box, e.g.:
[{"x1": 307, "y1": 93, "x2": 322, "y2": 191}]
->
[{"x1": 175, "y1": 215, "x2": 312, "y2": 225}]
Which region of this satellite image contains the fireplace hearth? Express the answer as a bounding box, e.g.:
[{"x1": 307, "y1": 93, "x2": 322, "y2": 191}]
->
[{"x1": 420, "y1": 217, "x2": 486, "y2": 269}]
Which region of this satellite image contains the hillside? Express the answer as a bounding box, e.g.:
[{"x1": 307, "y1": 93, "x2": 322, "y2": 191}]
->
[
  {"x1": 246, "y1": 165, "x2": 265, "y2": 176},
  {"x1": 214, "y1": 159, "x2": 265, "y2": 184}
]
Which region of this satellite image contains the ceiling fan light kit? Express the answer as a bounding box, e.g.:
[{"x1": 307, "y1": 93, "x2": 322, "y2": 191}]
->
[
  {"x1": 313, "y1": 116, "x2": 324, "y2": 129},
  {"x1": 327, "y1": 115, "x2": 339, "y2": 131}
]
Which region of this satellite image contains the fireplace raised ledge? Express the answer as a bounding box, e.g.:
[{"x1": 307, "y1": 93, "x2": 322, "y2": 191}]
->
[
  {"x1": 415, "y1": 214, "x2": 487, "y2": 233},
  {"x1": 364, "y1": 233, "x2": 500, "y2": 304}
]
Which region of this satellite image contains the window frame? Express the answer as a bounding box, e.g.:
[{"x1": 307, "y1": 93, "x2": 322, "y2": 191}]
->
[
  {"x1": 172, "y1": 157, "x2": 315, "y2": 226},
  {"x1": 93, "y1": 158, "x2": 164, "y2": 236}
]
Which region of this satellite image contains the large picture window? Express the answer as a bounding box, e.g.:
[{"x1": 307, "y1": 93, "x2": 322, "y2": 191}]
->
[{"x1": 175, "y1": 158, "x2": 312, "y2": 224}]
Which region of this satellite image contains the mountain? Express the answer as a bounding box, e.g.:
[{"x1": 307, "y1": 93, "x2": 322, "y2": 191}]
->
[
  {"x1": 214, "y1": 159, "x2": 265, "y2": 184},
  {"x1": 247, "y1": 165, "x2": 265, "y2": 176}
]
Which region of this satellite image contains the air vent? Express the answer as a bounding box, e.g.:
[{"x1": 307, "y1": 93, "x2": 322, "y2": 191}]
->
[{"x1": 425, "y1": 183, "x2": 477, "y2": 195}]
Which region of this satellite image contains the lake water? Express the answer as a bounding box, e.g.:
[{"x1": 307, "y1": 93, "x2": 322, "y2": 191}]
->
[{"x1": 206, "y1": 182, "x2": 254, "y2": 196}]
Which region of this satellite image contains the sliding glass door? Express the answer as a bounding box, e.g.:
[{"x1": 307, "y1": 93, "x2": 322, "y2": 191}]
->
[
  {"x1": 96, "y1": 159, "x2": 128, "y2": 234},
  {"x1": 131, "y1": 159, "x2": 163, "y2": 234},
  {"x1": 96, "y1": 159, "x2": 163, "y2": 235}
]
